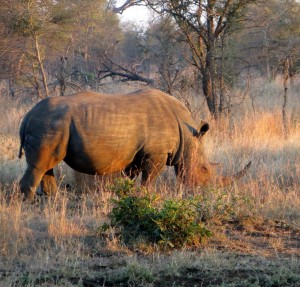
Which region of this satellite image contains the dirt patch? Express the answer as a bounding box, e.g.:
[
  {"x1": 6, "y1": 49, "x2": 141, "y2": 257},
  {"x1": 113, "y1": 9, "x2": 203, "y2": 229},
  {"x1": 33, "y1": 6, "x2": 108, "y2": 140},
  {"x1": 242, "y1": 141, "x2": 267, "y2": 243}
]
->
[
  {"x1": 1, "y1": 219, "x2": 299, "y2": 286},
  {"x1": 209, "y1": 218, "x2": 300, "y2": 259}
]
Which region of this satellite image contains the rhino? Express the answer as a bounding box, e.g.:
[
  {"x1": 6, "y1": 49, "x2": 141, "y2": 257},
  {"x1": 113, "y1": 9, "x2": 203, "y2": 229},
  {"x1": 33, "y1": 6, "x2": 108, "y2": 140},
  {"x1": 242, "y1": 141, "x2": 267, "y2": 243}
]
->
[{"x1": 18, "y1": 88, "x2": 251, "y2": 200}]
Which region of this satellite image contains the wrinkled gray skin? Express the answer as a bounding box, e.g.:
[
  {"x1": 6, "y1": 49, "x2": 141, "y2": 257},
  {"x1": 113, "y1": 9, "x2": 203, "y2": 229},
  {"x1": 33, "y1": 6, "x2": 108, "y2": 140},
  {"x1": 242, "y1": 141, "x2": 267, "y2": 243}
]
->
[{"x1": 19, "y1": 88, "x2": 251, "y2": 200}]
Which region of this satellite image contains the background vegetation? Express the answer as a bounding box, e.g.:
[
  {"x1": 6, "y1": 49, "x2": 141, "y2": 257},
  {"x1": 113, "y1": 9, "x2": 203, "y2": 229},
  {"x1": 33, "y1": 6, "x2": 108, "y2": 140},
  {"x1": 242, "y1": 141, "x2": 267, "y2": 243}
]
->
[{"x1": 0, "y1": 0, "x2": 299, "y2": 286}]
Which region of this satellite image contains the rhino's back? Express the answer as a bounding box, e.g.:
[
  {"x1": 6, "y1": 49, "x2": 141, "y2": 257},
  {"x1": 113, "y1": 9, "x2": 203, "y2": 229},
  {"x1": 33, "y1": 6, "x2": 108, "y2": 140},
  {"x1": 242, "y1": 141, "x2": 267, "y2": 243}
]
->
[{"x1": 62, "y1": 88, "x2": 194, "y2": 143}]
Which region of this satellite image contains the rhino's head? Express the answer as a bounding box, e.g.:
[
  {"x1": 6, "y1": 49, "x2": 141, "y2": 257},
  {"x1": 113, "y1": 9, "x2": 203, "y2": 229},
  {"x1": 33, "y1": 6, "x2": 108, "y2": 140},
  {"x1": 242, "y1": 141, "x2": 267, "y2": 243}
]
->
[{"x1": 181, "y1": 121, "x2": 251, "y2": 187}]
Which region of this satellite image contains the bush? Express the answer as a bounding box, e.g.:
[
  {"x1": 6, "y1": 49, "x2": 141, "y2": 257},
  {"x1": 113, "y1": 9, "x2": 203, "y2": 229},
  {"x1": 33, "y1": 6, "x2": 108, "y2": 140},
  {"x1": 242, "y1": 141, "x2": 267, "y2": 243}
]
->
[
  {"x1": 103, "y1": 178, "x2": 212, "y2": 248},
  {"x1": 156, "y1": 199, "x2": 212, "y2": 247}
]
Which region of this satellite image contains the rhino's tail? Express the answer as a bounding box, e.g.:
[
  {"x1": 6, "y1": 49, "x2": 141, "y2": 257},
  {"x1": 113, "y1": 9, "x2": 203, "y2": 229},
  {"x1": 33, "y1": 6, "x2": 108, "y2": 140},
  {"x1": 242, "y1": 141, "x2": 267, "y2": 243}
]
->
[
  {"x1": 18, "y1": 111, "x2": 31, "y2": 159},
  {"x1": 18, "y1": 145, "x2": 23, "y2": 159}
]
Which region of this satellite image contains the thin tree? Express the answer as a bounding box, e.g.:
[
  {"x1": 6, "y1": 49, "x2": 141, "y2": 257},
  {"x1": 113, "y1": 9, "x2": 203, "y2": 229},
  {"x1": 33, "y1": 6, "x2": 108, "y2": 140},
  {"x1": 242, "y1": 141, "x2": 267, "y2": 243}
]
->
[
  {"x1": 282, "y1": 57, "x2": 289, "y2": 139},
  {"x1": 114, "y1": 0, "x2": 257, "y2": 118}
]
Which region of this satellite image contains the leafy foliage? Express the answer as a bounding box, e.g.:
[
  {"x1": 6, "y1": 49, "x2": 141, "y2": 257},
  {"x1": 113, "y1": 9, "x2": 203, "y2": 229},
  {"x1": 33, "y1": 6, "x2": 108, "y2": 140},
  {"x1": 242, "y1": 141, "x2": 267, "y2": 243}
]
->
[
  {"x1": 104, "y1": 178, "x2": 212, "y2": 248},
  {"x1": 155, "y1": 198, "x2": 212, "y2": 247}
]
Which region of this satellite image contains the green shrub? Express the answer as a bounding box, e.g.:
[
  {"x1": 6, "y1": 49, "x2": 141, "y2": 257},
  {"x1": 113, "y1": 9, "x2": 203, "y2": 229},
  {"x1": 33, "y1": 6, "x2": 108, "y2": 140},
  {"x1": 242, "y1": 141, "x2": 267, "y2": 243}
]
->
[
  {"x1": 103, "y1": 178, "x2": 212, "y2": 248},
  {"x1": 156, "y1": 198, "x2": 212, "y2": 247}
]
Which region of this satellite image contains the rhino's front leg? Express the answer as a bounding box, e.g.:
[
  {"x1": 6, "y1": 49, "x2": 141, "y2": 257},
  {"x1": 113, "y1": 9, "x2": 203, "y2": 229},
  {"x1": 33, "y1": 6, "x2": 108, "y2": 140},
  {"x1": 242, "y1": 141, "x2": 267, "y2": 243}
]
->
[
  {"x1": 141, "y1": 154, "x2": 167, "y2": 185},
  {"x1": 124, "y1": 165, "x2": 141, "y2": 180},
  {"x1": 40, "y1": 168, "x2": 58, "y2": 196}
]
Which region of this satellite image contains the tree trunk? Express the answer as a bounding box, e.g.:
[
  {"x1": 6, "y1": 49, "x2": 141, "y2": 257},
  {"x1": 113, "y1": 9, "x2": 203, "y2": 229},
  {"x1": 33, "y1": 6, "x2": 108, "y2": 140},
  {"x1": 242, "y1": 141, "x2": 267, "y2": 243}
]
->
[
  {"x1": 202, "y1": 71, "x2": 215, "y2": 116},
  {"x1": 282, "y1": 58, "x2": 289, "y2": 139},
  {"x1": 202, "y1": 46, "x2": 219, "y2": 118},
  {"x1": 34, "y1": 34, "x2": 49, "y2": 98},
  {"x1": 58, "y1": 56, "x2": 67, "y2": 96},
  {"x1": 32, "y1": 63, "x2": 43, "y2": 99},
  {"x1": 203, "y1": 2, "x2": 218, "y2": 118},
  {"x1": 8, "y1": 77, "x2": 15, "y2": 98},
  {"x1": 263, "y1": 28, "x2": 271, "y2": 81},
  {"x1": 219, "y1": 34, "x2": 227, "y2": 116}
]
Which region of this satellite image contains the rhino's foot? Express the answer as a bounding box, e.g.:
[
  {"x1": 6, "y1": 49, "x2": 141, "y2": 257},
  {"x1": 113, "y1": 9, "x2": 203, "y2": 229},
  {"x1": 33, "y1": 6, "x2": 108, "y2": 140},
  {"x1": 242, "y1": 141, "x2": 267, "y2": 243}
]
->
[{"x1": 20, "y1": 166, "x2": 45, "y2": 201}]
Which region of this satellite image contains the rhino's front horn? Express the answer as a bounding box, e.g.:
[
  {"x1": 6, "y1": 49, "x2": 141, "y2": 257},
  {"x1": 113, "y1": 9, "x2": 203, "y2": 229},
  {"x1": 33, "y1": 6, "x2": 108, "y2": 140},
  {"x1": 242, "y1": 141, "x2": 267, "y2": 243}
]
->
[{"x1": 216, "y1": 161, "x2": 252, "y2": 187}]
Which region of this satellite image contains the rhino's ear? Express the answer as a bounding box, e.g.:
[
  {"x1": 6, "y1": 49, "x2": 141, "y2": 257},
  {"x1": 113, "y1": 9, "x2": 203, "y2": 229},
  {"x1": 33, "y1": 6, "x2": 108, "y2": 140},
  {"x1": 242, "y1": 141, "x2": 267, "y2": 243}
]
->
[{"x1": 195, "y1": 121, "x2": 209, "y2": 138}]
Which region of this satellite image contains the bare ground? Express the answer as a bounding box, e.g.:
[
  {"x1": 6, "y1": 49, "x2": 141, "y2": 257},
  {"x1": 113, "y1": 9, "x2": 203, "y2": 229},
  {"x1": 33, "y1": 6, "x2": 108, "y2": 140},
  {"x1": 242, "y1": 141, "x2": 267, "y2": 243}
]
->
[{"x1": 0, "y1": 217, "x2": 299, "y2": 287}]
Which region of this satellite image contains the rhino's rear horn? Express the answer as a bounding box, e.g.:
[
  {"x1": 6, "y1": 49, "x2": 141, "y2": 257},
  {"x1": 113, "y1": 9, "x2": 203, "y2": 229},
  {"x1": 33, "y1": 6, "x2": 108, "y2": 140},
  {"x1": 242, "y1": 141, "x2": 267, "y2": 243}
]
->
[{"x1": 217, "y1": 161, "x2": 252, "y2": 186}]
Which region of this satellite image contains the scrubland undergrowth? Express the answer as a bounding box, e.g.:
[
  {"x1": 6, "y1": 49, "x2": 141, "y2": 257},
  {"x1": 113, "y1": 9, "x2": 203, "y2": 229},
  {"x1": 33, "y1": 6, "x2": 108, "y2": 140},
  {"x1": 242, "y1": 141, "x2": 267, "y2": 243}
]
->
[{"x1": 0, "y1": 80, "x2": 299, "y2": 286}]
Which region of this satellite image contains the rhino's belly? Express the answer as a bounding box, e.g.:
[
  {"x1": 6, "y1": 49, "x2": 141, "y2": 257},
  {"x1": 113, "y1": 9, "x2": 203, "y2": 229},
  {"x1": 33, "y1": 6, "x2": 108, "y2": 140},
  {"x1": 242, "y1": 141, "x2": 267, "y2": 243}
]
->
[{"x1": 64, "y1": 147, "x2": 134, "y2": 175}]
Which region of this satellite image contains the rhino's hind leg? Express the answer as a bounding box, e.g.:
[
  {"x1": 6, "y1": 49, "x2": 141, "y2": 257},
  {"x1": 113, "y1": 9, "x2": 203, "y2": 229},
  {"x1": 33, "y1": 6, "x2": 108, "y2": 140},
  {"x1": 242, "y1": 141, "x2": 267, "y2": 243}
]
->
[
  {"x1": 41, "y1": 169, "x2": 57, "y2": 196},
  {"x1": 20, "y1": 166, "x2": 45, "y2": 201},
  {"x1": 20, "y1": 131, "x2": 68, "y2": 200}
]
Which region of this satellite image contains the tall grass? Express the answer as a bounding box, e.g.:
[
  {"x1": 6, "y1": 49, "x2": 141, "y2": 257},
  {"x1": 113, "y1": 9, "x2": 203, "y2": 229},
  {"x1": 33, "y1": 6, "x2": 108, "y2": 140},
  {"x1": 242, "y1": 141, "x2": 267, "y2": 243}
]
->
[{"x1": 0, "y1": 78, "x2": 299, "y2": 285}]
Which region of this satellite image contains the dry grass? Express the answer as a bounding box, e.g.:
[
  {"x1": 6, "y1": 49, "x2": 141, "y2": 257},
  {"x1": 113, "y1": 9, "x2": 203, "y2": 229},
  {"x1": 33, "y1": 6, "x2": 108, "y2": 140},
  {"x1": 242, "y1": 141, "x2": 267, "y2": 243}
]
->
[
  {"x1": 206, "y1": 111, "x2": 300, "y2": 227},
  {"x1": 0, "y1": 79, "x2": 299, "y2": 286}
]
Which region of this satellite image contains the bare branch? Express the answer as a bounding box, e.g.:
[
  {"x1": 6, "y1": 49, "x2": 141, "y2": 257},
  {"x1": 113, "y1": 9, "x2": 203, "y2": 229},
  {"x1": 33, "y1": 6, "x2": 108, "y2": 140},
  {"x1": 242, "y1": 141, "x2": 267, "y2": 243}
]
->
[
  {"x1": 98, "y1": 53, "x2": 154, "y2": 84},
  {"x1": 112, "y1": 0, "x2": 143, "y2": 14}
]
